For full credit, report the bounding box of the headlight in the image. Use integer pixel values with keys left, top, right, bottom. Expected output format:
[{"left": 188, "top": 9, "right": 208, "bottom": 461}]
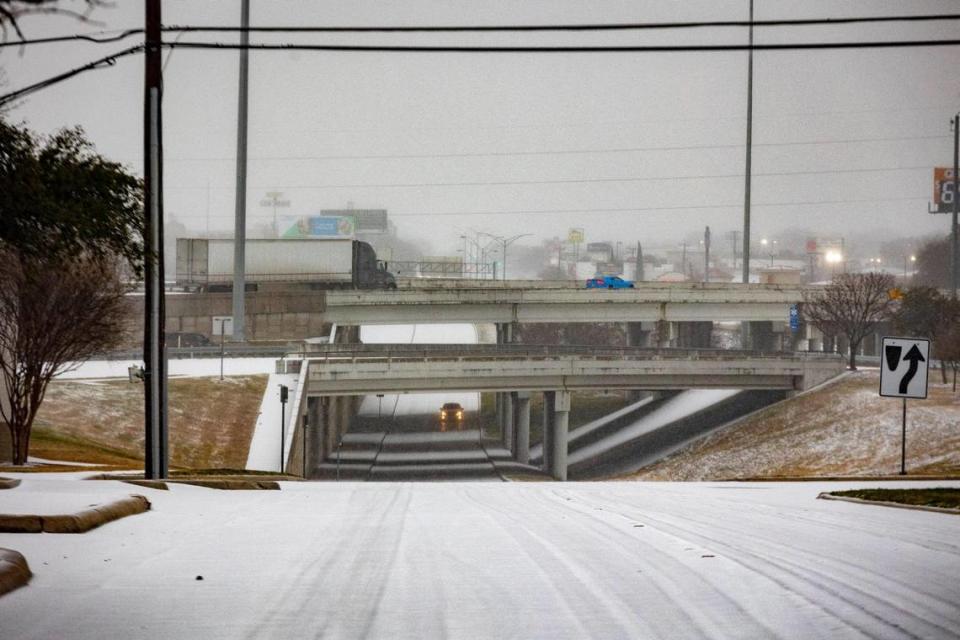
[
  {"left": 457, "top": 411, "right": 463, "bottom": 418},
  {"left": 441, "top": 411, "right": 446, "bottom": 418}
]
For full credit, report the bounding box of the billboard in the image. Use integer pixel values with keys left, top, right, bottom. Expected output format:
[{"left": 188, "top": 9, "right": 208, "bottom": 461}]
[
  {"left": 322, "top": 209, "right": 388, "bottom": 233},
  {"left": 279, "top": 215, "right": 356, "bottom": 238},
  {"left": 568, "top": 228, "right": 584, "bottom": 244},
  {"left": 933, "top": 167, "right": 957, "bottom": 213}
]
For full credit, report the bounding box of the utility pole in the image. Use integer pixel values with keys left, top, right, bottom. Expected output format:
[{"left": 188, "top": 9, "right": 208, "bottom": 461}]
[
  {"left": 952, "top": 113, "right": 959, "bottom": 299},
  {"left": 143, "top": 0, "right": 168, "bottom": 479},
  {"left": 232, "top": 0, "right": 251, "bottom": 341},
  {"left": 681, "top": 241, "right": 688, "bottom": 280},
  {"left": 704, "top": 226, "right": 711, "bottom": 283},
  {"left": 742, "top": 0, "right": 754, "bottom": 284},
  {"left": 730, "top": 230, "right": 739, "bottom": 271}
]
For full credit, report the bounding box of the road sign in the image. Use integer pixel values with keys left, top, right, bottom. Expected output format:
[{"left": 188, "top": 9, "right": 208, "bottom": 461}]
[
  {"left": 932, "top": 167, "right": 956, "bottom": 214},
  {"left": 789, "top": 305, "right": 800, "bottom": 332},
  {"left": 879, "top": 337, "right": 929, "bottom": 399},
  {"left": 212, "top": 316, "right": 233, "bottom": 336}
]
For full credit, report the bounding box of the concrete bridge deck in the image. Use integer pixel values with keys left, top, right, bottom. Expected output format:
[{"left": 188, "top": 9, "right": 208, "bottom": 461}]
[
  {"left": 323, "top": 282, "right": 811, "bottom": 325},
  {"left": 302, "top": 344, "right": 843, "bottom": 395}
]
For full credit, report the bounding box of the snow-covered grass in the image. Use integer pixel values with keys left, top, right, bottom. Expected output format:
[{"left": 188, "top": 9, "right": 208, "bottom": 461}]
[
  {"left": 0, "top": 474, "right": 958, "bottom": 639},
  {"left": 634, "top": 371, "right": 960, "bottom": 480}
]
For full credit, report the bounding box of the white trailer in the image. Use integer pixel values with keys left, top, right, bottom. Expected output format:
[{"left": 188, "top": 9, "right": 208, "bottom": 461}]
[{"left": 176, "top": 238, "right": 395, "bottom": 289}]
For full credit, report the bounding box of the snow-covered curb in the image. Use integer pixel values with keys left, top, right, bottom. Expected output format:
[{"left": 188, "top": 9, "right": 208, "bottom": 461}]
[
  {"left": 817, "top": 492, "right": 960, "bottom": 516},
  {"left": 0, "top": 548, "right": 31, "bottom": 596},
  {"left": 0, "top": 495, "right": 151, "bottom": 533}
]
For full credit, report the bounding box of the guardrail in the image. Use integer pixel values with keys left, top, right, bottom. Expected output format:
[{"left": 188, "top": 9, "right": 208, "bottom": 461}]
[
  {"left": 97, "top": 345, "right": 293, "bottom": 360},
  {"left": 303, "top": 343, "right": 842, "bottom": 362}
]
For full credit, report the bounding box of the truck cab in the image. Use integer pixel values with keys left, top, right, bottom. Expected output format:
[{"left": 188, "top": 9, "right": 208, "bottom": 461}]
[{"left": 353, "top": 241, "right": 397, "bottom": 289}]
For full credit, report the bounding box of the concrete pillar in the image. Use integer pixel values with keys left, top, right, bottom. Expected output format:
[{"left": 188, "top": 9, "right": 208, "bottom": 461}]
[
  {"left": 502, "top": 392, "right": 515, "bottom": 451},
  {"left": 324, "top": 397, "right": 338, "bottom": 459},
  {"left": 655, "top": 320, "right": 675, "bottom": 348},
  {"left": 515, "top": 392, "right": 531, "bottom": 464},
  {"left": 550, "top": 391, "right": 571, "bottom": 481},
  {"left": 625, "top": 322, "right": 649, "bottom": 348},
  {"left": 541, "top": 391, "right": 555, "bottom": 473}
]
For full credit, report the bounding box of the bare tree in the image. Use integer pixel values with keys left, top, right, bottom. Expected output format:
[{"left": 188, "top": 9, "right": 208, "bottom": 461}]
[
  {"left": 802, "top": 272, "right": 895, "bottom": 370},
  {"left": 0, "top": 251, "right": 129, "bottom": 464},
  {"left": 0, "top": 0, "right": 107, "bottom": 42}
]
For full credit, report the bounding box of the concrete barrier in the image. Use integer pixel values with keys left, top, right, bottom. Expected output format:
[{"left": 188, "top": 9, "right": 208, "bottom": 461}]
[
  {"left": 0, "top": 548, "right": 31, "bottom": 596},
  {"left": 0, "top": 495, "right": 151, "bottom": 534}
]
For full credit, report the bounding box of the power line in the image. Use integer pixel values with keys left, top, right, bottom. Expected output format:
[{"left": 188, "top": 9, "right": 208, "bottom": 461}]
[
  {"left": 163, "top": 39, "right": 960, "bottom": 54},
  {"left": 385, "top": 197, "right": 929, "bottom": 217},
  {"left": 0, "top": 45, "right": 142, "bottom": 107},
  {"left": 149, "top": 135, "right": 946, "bottom": 163},
  {"left": 6, "top": 13, "right": 960, "bottom": 47},
  {"left": 163, "top": 165, "right": 939, "bottom": 191},
  {"left": 194, "top": 197, "right": 927, "bottom": 218},
  {"left": 163, "top": 14, "right": 960, "bottom": 32}
]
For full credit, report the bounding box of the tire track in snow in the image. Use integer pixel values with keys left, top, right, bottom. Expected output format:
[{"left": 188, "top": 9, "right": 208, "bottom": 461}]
[{"left": 563, "top": 488, "right": 960, "bottom": 639}]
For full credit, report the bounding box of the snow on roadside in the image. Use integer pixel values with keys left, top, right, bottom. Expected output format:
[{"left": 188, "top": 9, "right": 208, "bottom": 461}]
[
  {"left": 56, "top": 358, "right": 278, "bottom": 380},
  {"left": 245, "top": 372, "right": 299, "bottom": 472}
]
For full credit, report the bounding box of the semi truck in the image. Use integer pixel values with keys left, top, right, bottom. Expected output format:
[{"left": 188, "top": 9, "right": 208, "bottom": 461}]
[{"left": 175, "top": 238, "right": 396, "bottom": 290}]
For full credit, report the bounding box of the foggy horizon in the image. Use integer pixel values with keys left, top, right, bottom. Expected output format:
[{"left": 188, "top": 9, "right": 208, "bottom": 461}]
[{"left": 3, "top": 1, "right": 958, "bottom": 262}]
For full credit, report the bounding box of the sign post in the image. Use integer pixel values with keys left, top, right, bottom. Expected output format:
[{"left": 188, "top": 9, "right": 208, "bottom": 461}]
[
  {"left": 212, "top": 316, "right": 233, "bottom": 381},
  {"left": 879, "top": 337, "right": 930, "bottom": 475},
  {"left": 279, "top": 384, "right": 289, "bottom": 473}
]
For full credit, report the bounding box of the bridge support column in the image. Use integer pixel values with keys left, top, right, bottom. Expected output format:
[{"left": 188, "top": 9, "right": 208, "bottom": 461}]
[
  {"left": 550, "top": 391, "right": 571, "bottom": 481},
  {"left": 495, "top": 322, "right": 516, "bottom": 449},
  {"left": 655, "top": 320, "right": 677, "bottom": 348},
  {"left": 303, "top": 397, "right": 321, "bottom": 476},
  {"left": 502, "top": 392, "right": 515, "bottom": 452},
  {"left": 515, "top": 392, "right": 531, "bottom": 464},
  {"left": 324, "top": 397, "right": 337, "bottom": 460},
  {"left": 541, "top": 391, "right": 554, "bottom": 473}
]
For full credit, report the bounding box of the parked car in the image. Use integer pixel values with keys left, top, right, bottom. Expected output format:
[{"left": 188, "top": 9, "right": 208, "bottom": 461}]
[
  {"left": 439, "top": 402, "right": 465, "bottom": 431},
  {"left": 585, "top": 275, "right": 635, "bottom": 289}
]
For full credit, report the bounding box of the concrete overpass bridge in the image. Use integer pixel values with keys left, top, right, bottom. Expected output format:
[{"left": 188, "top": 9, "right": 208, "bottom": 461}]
[
  {"left": 156, "top": 282, "right": 815, "bottom": 349},
  {"left": 322, "top": 282, "right": 808, "bottom": 325},
  {"left": 287, "top": 344, "right": 843, "bottom": 481}
]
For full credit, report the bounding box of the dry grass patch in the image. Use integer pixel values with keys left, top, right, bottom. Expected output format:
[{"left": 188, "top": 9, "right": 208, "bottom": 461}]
[
  {"left": 633, "top": 371, "right": 960, "bottom": 480},
  {"left": 28, "top": 375, "right": 267, "bottom": 470}
]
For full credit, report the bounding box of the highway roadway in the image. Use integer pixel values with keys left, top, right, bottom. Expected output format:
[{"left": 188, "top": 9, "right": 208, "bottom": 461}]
[{"left": 2, "top": 477, "right": 958, "bottom": 639}]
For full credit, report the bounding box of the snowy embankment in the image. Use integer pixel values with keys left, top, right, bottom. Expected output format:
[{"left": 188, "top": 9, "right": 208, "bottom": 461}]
[
  {"left": 636, "top": 370, "right": 960, "bottom": 480},
  {"left": 1, "top": 475, "right": 959, "bottom": 638},
  {"left": 571, "top": 389, "right": 740, "bottom": 466}
]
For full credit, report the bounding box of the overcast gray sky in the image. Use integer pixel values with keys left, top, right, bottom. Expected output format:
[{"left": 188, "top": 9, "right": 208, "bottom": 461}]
[{"left": 2, "top": 0, "right": 959, "bottom": 257}]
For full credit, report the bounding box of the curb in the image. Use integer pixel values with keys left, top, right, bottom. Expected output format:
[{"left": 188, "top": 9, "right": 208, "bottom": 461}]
[
  {"left": 817, "top": 492, "right": 960, "bottom": 515},
  {"left": 0, "top": 495, "right": 152, "bottom": 534},
  {"left": 0, "top": 477, "right": 20, "bottom": 490},
  {"left": 0, "top": 548, "right": 32, "bottom": 596},
  {"left": 174, "top": 479, "right": 280, "bottom": 490}
]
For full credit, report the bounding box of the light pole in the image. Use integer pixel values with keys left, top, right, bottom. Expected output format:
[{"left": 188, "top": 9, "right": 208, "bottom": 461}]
[
  {"left": 219, "top": 318, "right": 227, "bottom": 381},
  {"left": 259, "top": 191, "right": 290, "bottom": 237},
  {"left": 500, "top": 233, "right": 533, "bottom": 280},
  {"left": 903, "top": 254, "right": 916, "bottom": 279}
]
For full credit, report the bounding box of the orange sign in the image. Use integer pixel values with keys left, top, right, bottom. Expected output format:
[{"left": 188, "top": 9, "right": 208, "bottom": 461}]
[{"left": 934, "top": 167, "right": 956, "bottom": 212}]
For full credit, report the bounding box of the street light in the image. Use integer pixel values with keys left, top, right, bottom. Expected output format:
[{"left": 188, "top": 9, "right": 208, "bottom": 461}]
[{"left": 479, "top": 232, "right": 533, "bottom": 280}]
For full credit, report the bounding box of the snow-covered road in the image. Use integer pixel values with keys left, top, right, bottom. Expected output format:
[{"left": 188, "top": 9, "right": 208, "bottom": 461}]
[{"left": 2, "top": 478, "right": 959, "bottom": 639}]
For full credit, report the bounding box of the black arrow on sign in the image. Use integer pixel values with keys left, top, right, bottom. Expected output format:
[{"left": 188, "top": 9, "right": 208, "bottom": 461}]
[{"left": 899, "top": 345, "right": 926, "bottom": 394}]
